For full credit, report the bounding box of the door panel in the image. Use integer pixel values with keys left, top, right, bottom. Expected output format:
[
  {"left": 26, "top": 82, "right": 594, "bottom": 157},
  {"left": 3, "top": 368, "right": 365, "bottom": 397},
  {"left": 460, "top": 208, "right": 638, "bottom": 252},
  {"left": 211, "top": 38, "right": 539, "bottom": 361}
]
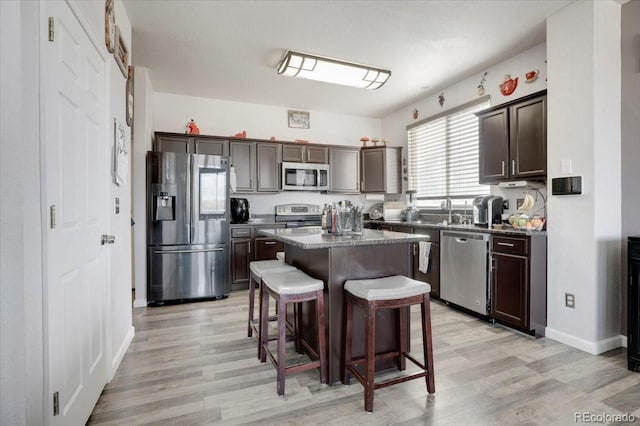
[
  {"left": 478, "top": 108, "right": 509, "bottom": 183},
  {"left": 45, "top": 2, "right": 107, "bottom": 424},
  {"left": 191, "top": 154, "right": 228, "bottom": 244}
]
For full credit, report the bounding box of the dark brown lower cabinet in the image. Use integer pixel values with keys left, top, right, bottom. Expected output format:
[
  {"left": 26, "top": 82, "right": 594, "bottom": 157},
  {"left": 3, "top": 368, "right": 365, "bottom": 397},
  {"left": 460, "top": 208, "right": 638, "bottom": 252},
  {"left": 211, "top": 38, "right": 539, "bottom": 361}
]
[
  {"left": 230, "top": 224, "right": 285, "bottom": 291},
  {"left": 412, "top": 230, "right": 440, "bottom": 299},
  {"left": 491, "top": 235, "right": 546, "bottom": 337},
  {"left": 628, "top": 237, "right": 640, "bottom": 371},
  {"left": 254, "top": 237, "right": 284, "bottom": 262}
]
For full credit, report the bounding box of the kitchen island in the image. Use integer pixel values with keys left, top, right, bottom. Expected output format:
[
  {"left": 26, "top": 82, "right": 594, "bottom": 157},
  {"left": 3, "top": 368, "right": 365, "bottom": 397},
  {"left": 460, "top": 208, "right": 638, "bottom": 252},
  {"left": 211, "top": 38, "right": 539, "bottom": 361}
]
[{"left": 258, "top": 227, "right": 430, "bottom": 384}]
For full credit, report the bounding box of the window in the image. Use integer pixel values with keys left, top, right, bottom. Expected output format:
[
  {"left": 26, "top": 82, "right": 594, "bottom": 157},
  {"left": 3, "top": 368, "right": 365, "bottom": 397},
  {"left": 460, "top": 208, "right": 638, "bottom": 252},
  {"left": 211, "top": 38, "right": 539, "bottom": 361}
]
[{"left": 407, "top": 99, "right": 490, "bottom": 208}]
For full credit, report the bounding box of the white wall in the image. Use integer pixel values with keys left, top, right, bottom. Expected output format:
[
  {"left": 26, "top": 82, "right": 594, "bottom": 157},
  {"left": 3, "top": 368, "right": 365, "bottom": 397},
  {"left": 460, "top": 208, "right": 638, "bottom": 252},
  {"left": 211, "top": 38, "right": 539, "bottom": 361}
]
[
  {"left": 132, "top": 67, "right": 155, "bottom": 307},
  {"left": 381, "top": 42, "right": 548, "bottom": 210},
  {"left": 620, "top": 0, "right": 640, "bottom": 336},
  {"left": 546, "top": 0, "right": 622, "bottom": 353}
]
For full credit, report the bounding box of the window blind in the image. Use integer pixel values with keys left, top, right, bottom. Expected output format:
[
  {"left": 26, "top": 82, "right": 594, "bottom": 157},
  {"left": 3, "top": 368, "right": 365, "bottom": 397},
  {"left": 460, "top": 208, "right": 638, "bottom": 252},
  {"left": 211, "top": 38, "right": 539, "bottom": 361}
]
[{"left": 407, "top": 99, "right": 490, "bottom": 207}]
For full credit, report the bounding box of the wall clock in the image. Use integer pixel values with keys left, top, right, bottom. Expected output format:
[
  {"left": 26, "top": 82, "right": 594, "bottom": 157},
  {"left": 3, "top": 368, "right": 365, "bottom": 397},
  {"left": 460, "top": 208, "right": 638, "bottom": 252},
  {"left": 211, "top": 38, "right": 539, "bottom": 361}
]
[{"left": 105, "top": 0, "right": 115, "bottom": 53}]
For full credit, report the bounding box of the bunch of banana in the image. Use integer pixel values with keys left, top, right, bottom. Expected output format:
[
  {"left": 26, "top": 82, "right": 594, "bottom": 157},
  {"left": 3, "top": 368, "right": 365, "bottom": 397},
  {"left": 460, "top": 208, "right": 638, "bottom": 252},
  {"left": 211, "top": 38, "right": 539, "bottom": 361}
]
[{"left": 518, "top": 193, "right": 535, "bottom": 211}]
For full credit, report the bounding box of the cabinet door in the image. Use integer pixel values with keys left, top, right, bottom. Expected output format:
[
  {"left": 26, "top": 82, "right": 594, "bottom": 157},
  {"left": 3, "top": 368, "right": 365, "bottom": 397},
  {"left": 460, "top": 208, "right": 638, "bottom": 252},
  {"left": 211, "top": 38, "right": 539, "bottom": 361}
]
[
  {"left": 361, "top": 148, "right": 386, "bottom": 193},
  {"left": 282, "top": 145, "right": 304, "bottom": 162},
  {"left": 256, "top": 143, "right": 280, "bottom": 192},
  {"left": 231, "top": 239, "right": 250, "bottom": 291},
  {"left": 329, "top": 148, "right": 360, "bottom": 193},
  {"left": 254, "top": 237, "right": 284, "bottom": 261},
  {"left": 230, "top": 142, "right": 256, "bottom": 192},
  {"left": 510, "top": 95, "right": 546, "bottom": 179},
  {"left": 194, "top": 137, "right": 229, "bottom": 156},
  {"left": 154, "top": 134, "right": 191, "bottom": 153},
  {"left": 478, "top": 108, "right": 509, "bottom": 184},
  {"left": 306, "top": 146, "right": 328, "bottom": 164},
  {"left": 414, "top": 242, "right": 440, "bottom": 299},
  {"left": 629, "top": 240, "right": 640, "bottom": 370},
  {"left": 492, "top": 253, "right": 528, "bottom": 329}
]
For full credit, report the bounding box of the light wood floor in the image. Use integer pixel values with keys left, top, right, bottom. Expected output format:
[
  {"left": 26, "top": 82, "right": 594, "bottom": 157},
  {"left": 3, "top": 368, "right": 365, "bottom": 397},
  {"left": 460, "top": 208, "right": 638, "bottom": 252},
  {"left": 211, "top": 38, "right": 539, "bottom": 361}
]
[{"left": 89, "top": 291, "right": 640, "bottom": 425}]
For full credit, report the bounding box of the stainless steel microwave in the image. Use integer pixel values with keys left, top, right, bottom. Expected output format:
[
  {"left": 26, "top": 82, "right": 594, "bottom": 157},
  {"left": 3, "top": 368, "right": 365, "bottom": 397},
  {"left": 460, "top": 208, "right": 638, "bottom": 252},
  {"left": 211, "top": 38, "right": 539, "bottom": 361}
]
[{"left": 281, "top": 162, "right": 330, "bottom": 191}]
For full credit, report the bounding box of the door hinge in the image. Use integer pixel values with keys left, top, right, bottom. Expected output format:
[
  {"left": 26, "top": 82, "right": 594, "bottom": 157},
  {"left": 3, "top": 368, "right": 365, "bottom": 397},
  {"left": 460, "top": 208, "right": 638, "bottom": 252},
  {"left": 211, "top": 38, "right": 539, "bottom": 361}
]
[
  {"left": 53, "top": 391, "right": 59, "bottom": 416},
  {"left": 48, "top": 17, "right": 54, "bottom": 42},
  {"left": 50, "top": 205, "right": 56, "bottom": 229}
]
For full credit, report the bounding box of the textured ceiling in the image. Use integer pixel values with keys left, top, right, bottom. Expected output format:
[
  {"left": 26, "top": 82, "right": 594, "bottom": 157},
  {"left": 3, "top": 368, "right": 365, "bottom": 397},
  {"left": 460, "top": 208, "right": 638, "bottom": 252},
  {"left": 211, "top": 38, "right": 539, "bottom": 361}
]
[{"left": 123, "top": 0, "right": 572, "bottom": 118}]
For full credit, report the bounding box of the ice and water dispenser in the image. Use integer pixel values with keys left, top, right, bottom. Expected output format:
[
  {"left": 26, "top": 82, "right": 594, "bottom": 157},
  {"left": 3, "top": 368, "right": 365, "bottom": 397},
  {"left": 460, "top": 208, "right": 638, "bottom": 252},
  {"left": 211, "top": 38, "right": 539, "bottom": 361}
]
[{"left": 152, "top": 184, "right": 176, "bottom": 221}]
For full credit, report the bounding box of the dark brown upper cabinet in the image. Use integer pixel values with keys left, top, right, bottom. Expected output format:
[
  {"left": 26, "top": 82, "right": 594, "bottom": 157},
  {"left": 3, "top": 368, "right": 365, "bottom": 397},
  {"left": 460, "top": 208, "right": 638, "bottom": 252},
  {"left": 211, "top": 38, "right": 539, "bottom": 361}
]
[
  {"left": 154, "top": 132, "right": 229, "bottom": 156},
  {"left": 282, "top": 144, "right": 328, "bottom": 164},
  {"left": 477, "top": 91, "right": 546, "bottom": 184},
  {"left": 360, "top": 146, "right": 402, "bottom": 194}
]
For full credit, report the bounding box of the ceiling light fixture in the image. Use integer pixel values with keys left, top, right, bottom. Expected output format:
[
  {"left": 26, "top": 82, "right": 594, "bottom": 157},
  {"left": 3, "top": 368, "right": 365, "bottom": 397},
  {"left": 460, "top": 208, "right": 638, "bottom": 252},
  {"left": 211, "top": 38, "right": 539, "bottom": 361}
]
[{"left": 277, "top": 50, "right": 391, "bottom": 90}]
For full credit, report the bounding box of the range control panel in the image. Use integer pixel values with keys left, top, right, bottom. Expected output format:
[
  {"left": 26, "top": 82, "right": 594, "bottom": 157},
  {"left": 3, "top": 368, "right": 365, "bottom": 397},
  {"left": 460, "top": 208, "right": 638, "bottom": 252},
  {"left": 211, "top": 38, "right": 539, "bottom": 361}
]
[{"left": 275, "top": 204, "right": 322, "bottom": 216}]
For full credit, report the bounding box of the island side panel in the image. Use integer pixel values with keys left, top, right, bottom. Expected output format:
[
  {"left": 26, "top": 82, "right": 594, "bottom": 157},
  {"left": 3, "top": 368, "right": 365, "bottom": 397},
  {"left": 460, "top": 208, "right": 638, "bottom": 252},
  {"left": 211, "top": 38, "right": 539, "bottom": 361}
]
[{"left": 286, "top": 242, "right": 413, "bottom": 384}]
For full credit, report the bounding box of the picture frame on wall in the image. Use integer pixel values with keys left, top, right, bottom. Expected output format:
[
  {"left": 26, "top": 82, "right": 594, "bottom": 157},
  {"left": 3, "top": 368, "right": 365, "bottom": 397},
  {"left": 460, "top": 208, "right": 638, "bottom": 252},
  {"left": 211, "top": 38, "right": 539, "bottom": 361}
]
[
  {"left": 104, "top": 0, "right": 115, "bottom": 53},
  {"left": 113, "top": 25, "right": 128, "bottom": 78},
  {"left": 288, "top": 110, "right": 310, "bottom": 129},
  {"left": 126, "top": 66, "right": 134, "bottom": 126},
  {"left": 114, "top": 118, "right": 128, "bottom": 185}
]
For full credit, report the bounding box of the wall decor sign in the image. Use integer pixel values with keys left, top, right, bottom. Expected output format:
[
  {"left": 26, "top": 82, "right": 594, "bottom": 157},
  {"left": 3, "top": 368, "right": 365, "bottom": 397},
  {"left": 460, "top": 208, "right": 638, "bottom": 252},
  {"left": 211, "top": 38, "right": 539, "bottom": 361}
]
[
  {"left": 104, "top": 0, "right": 115, "bottom": 53},
  {"left": 113, "top": 25, "right": 128, "bottom": 78},
  {"left": 126, "top": 66, "right": 134, "bottom": 126},
  {"left": 114, "top": 118, "right": 128, "bottom": 185},
  {"left": 288, "top": 110, "right": 310, "bottom": 129}
]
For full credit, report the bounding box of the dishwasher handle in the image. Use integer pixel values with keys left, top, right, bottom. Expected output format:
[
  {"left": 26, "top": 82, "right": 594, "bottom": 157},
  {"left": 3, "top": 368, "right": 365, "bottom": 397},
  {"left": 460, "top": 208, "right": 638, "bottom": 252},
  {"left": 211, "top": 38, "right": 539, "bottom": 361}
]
[{"left": 455, "top": 238, "right": 468, "bottom": 243}]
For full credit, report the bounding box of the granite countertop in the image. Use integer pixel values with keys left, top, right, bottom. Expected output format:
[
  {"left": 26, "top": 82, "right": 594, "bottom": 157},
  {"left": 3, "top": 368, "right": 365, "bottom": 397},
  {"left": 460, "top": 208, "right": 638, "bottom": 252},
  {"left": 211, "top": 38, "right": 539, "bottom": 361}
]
[
  {"left": 257, "top": 227, "right": 430, "bottom": 249},
  {"left": 367, "top": 219, "right": 547, "bottom": 237}
]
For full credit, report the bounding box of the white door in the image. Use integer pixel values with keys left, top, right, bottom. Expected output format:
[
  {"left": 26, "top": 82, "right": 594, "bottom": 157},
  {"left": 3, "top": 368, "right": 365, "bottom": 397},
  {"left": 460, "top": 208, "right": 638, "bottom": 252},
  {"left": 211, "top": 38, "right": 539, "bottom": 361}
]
[{"left": 44, "top": 2, "right": 108, "bottom": 424}]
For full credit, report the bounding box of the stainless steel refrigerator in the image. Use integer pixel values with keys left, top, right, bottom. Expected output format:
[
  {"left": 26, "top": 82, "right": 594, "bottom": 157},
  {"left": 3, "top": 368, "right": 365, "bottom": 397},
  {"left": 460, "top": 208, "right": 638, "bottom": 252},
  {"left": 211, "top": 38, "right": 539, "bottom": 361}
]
[{"left": 146, "top": 151, "right": 230, "bottom": 304}]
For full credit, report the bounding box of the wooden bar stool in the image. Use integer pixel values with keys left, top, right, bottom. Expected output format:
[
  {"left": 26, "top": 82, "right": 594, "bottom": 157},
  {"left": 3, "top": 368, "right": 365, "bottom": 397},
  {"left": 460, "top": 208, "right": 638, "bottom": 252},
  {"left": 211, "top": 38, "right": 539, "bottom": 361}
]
[
  {"left": 260, "top": 269, "right": 328, "bottom": 396},
  {"left": 343, "top": 275, "right": 435, "bottom": 413},
  {"left": 248, "top": 260, "right": 296, "bottom": 342}
]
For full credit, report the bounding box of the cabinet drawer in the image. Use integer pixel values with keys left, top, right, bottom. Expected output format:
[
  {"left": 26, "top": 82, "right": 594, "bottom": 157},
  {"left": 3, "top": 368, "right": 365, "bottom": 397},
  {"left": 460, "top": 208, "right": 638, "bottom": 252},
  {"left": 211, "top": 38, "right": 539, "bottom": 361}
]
[
  {"left": 231, "top": 227, "right": 251, "bottom": 238},
  {"left": 492, "top": 236, "right": 528, "bottom": 256}
]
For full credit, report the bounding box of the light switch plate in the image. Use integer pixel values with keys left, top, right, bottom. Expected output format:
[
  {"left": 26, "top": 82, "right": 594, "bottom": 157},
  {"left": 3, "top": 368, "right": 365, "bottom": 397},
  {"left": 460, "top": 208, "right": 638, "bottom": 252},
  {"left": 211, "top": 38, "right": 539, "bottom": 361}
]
[{"left": 561, "top": 159, "right": 573, "bottom": 175}]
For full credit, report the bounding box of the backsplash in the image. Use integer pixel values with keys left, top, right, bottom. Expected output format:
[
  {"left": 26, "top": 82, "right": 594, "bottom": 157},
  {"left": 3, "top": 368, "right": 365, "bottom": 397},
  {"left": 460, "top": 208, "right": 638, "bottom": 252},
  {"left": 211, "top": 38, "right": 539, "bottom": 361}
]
[{"left": 492, "top": 184, "right": 547, "bottom": 218}]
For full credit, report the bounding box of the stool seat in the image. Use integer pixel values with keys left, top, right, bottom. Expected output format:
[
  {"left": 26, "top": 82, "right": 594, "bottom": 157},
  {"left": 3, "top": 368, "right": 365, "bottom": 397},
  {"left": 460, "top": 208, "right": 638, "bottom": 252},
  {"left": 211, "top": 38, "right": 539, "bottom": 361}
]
[
  {"left": 250, "top": 260, "right": 295, "bottom": 277},
  {"left": 262, "top": 270, "right": 324, "bottom": 295},
  {"left": 344, "top": 275, "right": 431, "bottom": 301}
]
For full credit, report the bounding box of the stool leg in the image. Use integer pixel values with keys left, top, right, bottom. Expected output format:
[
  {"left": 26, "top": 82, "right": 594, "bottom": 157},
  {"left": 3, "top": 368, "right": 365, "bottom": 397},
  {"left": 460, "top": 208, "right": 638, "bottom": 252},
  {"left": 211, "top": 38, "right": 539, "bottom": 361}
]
[
  {"left": 421, "top": 293, "right": 435, "bottom": 394},
  {"left": 294, "top": 303, "right": 303, "bottom": 354},
  {"left": 397, "top": 306, "right": 407, "bottom": 371},
  {"left": 343, "top": 294, "right": 353, "bottom": 385},
  {"left": 248, "top": 274, "right": 256, "bottom": 337},
  {"left": 277, "top": 296, "right": 287, "bottom": 396},
  {"left": 257, "top": 278, "right": 264, "bottom": 359},
  {"left": 259, "top": 284, "right": 269, "bottom": 364},
  {"left": 315, "top": 289, "right": 328, "bottom": 384},
  {"left": 364, "top": 301, "right": 376, "bottom": 413}
]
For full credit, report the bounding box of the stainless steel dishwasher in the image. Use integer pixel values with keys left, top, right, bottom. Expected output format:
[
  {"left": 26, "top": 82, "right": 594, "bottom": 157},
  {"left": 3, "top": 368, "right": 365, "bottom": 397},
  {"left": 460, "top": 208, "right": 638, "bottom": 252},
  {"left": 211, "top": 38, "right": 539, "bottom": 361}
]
[{"left": 440, "top": 230, "right": 490, "bottom": 316}]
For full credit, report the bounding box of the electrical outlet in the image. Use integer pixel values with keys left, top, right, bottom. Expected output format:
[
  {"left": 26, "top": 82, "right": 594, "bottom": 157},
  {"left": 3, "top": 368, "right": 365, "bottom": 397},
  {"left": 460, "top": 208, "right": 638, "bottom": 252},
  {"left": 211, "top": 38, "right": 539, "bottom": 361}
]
[{"left": 565, "top": 293, "right": 575, "bottom": 308}]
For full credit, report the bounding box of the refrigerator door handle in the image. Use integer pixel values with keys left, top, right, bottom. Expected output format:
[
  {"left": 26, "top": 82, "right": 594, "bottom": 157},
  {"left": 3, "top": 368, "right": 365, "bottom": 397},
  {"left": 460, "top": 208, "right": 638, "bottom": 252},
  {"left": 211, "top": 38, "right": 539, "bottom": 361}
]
[
  {"left": 186, "top": 154, "right": 192, "bottom": 242},
  {"left": 154, "top": 248, "right": 225, "bottom": 254},
  {"left": 190, "top": 155, "right": 196, "bottom": 243}
]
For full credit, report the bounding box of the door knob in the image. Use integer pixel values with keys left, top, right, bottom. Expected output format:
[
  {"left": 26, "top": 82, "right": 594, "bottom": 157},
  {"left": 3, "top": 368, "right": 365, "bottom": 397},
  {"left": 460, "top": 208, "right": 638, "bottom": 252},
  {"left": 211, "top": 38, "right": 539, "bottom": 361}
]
[{"left": 101, "top": 234, "right": 116, "bottom": 245}]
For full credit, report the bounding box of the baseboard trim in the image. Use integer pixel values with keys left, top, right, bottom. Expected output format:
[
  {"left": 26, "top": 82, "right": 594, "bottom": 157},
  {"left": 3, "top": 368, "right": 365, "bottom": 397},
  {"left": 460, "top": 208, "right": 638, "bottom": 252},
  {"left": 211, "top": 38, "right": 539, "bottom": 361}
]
[
  {"left": 133, "top": 298, "right": 147, "bottom": 308},
  {"left": 108, "top": 325, "right": 134, "bottom": 381},
  {"left": 621, "top": 335, "right": 628, "bottom": 348},
  {"left": 545, "top": 327, "right": 624, "bottom": 355}
]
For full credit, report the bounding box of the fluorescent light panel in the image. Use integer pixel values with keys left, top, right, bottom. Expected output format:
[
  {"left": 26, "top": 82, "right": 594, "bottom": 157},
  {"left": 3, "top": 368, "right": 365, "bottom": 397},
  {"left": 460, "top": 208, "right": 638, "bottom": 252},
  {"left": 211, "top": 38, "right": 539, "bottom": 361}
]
[{"left": 277, "top": 50, "right": 390, "bottom": 90}]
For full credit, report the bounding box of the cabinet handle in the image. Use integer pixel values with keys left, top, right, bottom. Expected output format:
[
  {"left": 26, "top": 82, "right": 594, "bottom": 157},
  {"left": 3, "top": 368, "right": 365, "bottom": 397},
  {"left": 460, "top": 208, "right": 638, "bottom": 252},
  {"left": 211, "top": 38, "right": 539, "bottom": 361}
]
[
  {"left": 307, "top": 150, "right": 310, "bottom": 162},
  {"left": 501, "top": 161, "right": 506, "bottom": 176},
  {"left": 248, "top": 241, "right": 251, "bottom": 254},
  {"left": 497, "top": 242, "right": 515, "bottom": 247},
  {"left": 512, "top": 160, "right": 516, "bottom": 175},
  {"left": 413, "top": 243, "right": 417, "bottom": 256},
  {"left": 264, "top": 241, "right": 276, "bottom": 245}
]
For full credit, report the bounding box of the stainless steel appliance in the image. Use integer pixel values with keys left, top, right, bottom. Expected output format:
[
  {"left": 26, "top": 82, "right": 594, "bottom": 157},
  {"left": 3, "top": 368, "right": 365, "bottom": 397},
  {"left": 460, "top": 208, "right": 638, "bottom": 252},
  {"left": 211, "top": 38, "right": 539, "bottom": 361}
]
[
  {"left": 404, "top": 190, "right": 420, "bottom": 222},
  {"left": 275, "top": 203, "right": 322, "bottom": 228},
  {"left": 230, "top": 197, "right": 250, "bottom": 223},
  {"left": 472, "top": 195, "right": 504, "bottom": 227},
  {"left": 146, "top": 151, "right": 230, "bottom": 304},
  {"left": 281, "top": 162, "right": 330, "bottom": 191},
  {"left": 440, "top": 231, "right": 490, "bottom": 316}
]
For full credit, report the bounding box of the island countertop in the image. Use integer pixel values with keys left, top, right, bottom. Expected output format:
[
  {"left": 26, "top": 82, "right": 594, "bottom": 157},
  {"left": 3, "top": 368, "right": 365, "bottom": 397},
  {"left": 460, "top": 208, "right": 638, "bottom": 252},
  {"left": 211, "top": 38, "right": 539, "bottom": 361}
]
[{"left": 257, "top": 227, "right": 430, "bottom": 249}]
